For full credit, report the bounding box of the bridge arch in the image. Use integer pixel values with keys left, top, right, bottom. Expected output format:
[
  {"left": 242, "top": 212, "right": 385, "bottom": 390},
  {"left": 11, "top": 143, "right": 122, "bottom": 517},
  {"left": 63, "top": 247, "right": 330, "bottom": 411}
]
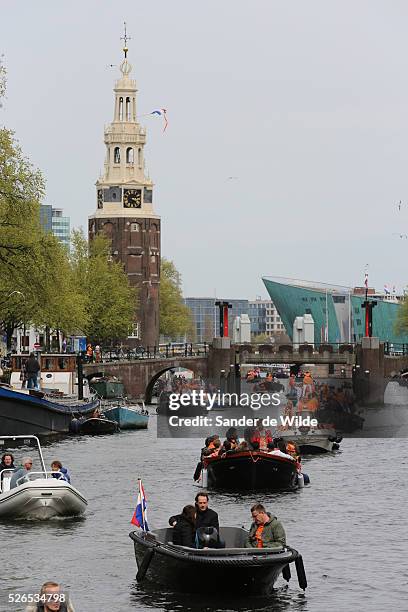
[{"left": 145, "top": 363, "right": 205, "bottom": 403}]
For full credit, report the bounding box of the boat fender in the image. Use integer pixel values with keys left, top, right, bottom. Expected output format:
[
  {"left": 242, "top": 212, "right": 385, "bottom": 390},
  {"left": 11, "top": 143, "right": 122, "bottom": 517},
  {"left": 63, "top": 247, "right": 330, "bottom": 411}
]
[
  {"left": 136, "top": 548, "right": 155, "bottom": 582},
  {"left": 201, "top": 468, "right": 208, "bottom": 488},
  {"left": 294, "top": 554, "right": 307, "bottom": 590},
  {"left": 303, "top": 473, "right": 310, "bottom": 485},
  {"left": 193, "top": 461, "right": 202, "bottom": 481},
  {"left": 282, "top": 564, "right": 291, "bottom": 582},
  {"left": 297, "top": 473, "right": 304, "bottom": 488}
]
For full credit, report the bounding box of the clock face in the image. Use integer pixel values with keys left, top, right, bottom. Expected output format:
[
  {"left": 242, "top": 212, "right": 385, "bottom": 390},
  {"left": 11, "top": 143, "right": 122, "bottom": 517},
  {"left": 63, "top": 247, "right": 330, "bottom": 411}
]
[
  {"left": 124, "top": 188, "right": 142, "bottom": 208},
  {"left": 97, "top": 189, "right": 103, "bottom": 209}
]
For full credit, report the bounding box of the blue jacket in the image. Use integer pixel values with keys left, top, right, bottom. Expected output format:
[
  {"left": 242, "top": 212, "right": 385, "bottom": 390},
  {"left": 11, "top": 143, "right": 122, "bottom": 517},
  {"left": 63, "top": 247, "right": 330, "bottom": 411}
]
[{"left": 51, "top": 466, "right": 71, "bottom": 483}]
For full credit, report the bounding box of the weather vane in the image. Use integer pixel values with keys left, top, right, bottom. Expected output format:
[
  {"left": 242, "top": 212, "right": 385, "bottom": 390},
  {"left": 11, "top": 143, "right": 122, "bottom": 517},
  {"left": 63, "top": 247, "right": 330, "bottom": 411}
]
[{"left": 121, "top": 22, "right": 131, "bottom": 58}]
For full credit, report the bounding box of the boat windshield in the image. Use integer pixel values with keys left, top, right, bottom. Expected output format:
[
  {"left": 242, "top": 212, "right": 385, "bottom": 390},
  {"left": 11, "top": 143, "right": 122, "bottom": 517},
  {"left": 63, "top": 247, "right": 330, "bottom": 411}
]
[{"left": 0, "top": 435, "right": 47, "bottom": 490}]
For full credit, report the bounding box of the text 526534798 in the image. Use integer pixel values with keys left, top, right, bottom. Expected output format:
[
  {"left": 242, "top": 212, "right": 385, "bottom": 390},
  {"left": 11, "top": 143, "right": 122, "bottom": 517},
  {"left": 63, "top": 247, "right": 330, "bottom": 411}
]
[{"left": 8, "top": 592, "right": 67, "bottom": 604}]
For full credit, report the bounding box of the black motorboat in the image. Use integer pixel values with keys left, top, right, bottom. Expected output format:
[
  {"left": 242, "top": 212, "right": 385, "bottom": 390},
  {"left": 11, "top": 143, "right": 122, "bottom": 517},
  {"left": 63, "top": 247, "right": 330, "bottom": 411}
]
[
  {"left": 69, "top": 415, "right": 119, "bottom": 435},
  {"left": 0, "top": 385, "right": 98, "bottom": 436},
  {"left": 202, "top": 450, "right": 299, "bottom": 490},
  {"left": 130, "top": 526, "right": 307, "bottom": 595}
]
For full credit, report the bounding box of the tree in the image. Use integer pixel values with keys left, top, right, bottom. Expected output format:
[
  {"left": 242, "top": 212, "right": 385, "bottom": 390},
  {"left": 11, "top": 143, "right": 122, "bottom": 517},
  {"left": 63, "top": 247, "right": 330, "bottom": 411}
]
[
  {"left": 396, "top": 296, "right": 408, "bottom": 335},
  {"left": 252, "top": 333, "right": 270, "bottom": 344},
  {"left": 71, "top": 230, "right": 137, "bottom": 344},
  {"left": 160, "top": 258, "right": 193, "bottom": 340}
]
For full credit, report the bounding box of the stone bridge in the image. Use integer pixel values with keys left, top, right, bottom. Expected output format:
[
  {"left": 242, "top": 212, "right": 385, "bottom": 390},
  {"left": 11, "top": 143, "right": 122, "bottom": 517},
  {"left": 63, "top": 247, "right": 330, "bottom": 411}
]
[
  {"left": 82, "top": 339, "right": 408, "bottom": 405},
  {"left": 83, "top": 355, "right": 209, "bottom": 402}
]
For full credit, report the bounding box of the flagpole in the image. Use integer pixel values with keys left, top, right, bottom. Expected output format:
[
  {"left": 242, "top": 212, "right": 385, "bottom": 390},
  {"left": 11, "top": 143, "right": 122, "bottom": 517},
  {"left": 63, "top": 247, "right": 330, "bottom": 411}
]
[{"left": 138, "top": 478, "right": 146, "bottom": 532}]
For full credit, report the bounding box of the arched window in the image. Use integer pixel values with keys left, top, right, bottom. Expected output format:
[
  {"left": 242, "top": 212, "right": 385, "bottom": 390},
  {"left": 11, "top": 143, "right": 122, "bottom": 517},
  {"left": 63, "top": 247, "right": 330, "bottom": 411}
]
[
  {"left": 119, "top": 97, "right": 124, "bottom": 121},
  {"left": 126, "top": 147, "right": 134, "bottom": 163},
  {"left": 126, "top": 97, "right": 131, "bottom": 121},
  {"left": 114, "top": 147, "right": 120, "bottom": 164},
  {"left": 138, "top": 148, "right": 142, "bottom": 167}
]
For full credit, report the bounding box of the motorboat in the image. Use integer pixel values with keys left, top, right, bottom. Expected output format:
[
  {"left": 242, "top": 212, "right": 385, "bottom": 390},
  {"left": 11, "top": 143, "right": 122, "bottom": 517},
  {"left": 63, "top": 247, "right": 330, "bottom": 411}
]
[
  {"left": 279, "top": 423, "right": 342, "bottom": 454},
  {"left": 1, "top": 353, "right": 99, "bottom": 436},
  {"left": 69, "top": 415, "right": 119, "bottom": 435},
  {"left": 0, "top": 385, "right": 98, "bottom": 437},
  {"left": 201, "top": 450, "right": 300, "bottom": 490},
  {"left": 103, "top": 403, "right": 149, "bottom": 430},
  {"left": 0, "top": 435, "right": 87, "bottom": 519},
  {"left": 130, "top": 526, "right": 307, "bottom": 595}
]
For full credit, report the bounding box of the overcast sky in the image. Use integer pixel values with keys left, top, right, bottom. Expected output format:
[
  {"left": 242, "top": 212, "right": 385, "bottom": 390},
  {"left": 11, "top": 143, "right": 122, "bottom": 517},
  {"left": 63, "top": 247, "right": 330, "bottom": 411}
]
[{"left": 2, "top": 1, "right": 408, "bottom": 298}]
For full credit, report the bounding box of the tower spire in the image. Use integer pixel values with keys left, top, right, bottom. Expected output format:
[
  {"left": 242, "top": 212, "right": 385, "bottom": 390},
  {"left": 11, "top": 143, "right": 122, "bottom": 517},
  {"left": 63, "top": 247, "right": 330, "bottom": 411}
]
[{"left": 121, "top": 21, "right": 131, "bottom": 59}]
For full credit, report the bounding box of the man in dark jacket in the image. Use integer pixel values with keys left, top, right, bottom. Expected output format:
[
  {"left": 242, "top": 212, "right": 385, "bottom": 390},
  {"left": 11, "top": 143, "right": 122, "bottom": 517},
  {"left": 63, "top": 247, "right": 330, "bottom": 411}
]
[
  {"left": 195, "top": 491, "right": 219, "bottom": 532},
  {"left": 246, "top": 503, "right": 286, "bottom": 549},
  {"left": 26, "top": 353, "right": 40, "bottom": 389}
]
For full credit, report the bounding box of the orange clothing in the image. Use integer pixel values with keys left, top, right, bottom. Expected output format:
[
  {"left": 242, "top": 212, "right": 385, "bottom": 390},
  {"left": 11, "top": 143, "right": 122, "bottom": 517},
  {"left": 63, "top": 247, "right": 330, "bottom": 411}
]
[{"left": 255, "top": 525, "right": 265, "bottom": 548}]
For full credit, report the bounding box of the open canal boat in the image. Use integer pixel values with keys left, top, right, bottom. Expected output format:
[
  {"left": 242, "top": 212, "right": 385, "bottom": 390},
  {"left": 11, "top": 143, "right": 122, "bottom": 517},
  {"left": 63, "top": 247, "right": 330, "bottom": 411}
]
[
  {"left": 130, "top": 526, "right": 307, "bottom": 595},
  {"left": 201, "top": 450, "right": 300, "bottom": 490}
]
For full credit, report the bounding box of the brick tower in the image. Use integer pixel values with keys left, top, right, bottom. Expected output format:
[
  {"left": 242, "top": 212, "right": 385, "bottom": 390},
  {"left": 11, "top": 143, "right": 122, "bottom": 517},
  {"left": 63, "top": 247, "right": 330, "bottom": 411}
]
[{"left": 88, "top": 33, "right": 160, "bottom": 347}]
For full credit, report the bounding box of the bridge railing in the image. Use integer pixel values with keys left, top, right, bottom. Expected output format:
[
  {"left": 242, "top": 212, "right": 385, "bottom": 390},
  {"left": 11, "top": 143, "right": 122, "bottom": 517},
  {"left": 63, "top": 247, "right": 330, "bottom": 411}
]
[
  {"left": 383, "top": 342, "right": 408, "bottom": 356},
  {"left": 235, "top": 342, "right": 358, "bottom": 354},
  {"left": 90, "top": 343, "right": 209, "bottom": 363}
]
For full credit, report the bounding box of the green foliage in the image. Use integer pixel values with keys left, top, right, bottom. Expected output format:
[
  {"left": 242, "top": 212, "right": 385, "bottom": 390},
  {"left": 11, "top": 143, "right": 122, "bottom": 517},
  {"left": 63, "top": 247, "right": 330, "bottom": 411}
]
[
  {"left": 396, "top": 295, "right": 408, "bottom": 335},
  {"left": 71, "top": 230, "right": 137, "bottom": 343},
  {"left": 252, "top": 333, "right": 271, "bottom": 344},
  {"left": 160, "top": 258, "right": 193, "bottom": 340}
]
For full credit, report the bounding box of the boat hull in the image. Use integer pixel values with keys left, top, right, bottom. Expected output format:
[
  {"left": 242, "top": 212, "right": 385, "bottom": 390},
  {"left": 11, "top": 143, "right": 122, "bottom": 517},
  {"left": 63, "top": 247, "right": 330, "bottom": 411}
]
[
  {"left": 0, "top": 479, "right": 87, "bottom": 519},
  {"left": 70, "top": 417, "right": 119, "bottom": 435},
  {"left": 0, "top": 387, "right": 98, "bottom": 437},
  {"left": 204, "top": 451, "right": 299, "bottom": 491},
  {"left": 130, "top": 527, "right": 298, "bottom": 595},
  {"left": 280, "top": 428, "right": 338, "bottom": 454},
  {"left": 103, "top": 406, "right": 148, "bottom": 429}
]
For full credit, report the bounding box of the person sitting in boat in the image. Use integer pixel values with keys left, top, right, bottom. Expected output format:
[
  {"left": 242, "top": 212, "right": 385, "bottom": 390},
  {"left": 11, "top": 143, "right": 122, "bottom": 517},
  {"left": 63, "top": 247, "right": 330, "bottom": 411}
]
[
  {"left": 10, "top": 456, "right": 33, "bottom": 489},
  {"left": 256, "top": 423, "right": 273, "bottom": 451},
  {"left": 195, "top": 491, "right": 220, "bottom": 533},
  {"left": 268, "top": 439, "right": 296, "bottom": 461},
  {"left": 50, "top": 460, "right": 71, "bottom": 483},
  {"left": 245, "top": 503, "right": 286, "bottom": 549},
  {"left": 171, "top": 505, "right": 197, "bottom": 547},
  {"left": 0, "top": 452, "right": 15, "bottom": 474},
  {"left": 221, "top": 427, "right": 240, "bottom": 452}
]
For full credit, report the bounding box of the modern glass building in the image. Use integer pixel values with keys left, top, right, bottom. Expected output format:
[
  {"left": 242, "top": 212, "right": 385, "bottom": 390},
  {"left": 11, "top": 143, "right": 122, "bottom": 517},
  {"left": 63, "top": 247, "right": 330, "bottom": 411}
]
[
  {"left": 40, "top": 205, "right": 71, "bottom": 249},
  {"left": 263, "top": 276, "right": 408, "bottom": 344},
  {"left": 184, "top": 298, "right": 249, "bottom": 343},
  {"left": 40, "top": 205, "right": 52, "bottom": 232}
]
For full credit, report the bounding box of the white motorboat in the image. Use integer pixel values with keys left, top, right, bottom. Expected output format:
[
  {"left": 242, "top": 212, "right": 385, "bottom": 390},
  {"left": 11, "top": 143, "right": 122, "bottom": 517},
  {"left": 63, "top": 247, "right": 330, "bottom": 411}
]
[{"left": 0, "top": 435, "right": 87, "bottom": 519}]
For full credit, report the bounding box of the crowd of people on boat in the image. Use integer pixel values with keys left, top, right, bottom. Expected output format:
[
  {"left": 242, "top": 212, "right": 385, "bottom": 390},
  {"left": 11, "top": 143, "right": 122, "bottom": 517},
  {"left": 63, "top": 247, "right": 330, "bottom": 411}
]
[
  {"left": 0, "top": 453, "right": 71, "bottom": 491},
  {"left": 168, "top": 492, "right": 286, "bottom": 550},
  {"left": 200, "top": 427, "right": 300, "bottom": 460}
]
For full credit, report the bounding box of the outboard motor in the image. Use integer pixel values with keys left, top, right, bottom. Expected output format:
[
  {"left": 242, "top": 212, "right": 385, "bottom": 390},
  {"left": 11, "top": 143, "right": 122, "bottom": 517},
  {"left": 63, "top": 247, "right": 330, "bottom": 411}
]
[{"left": 196, "top": 526, "right": 219, "bottom": 549}]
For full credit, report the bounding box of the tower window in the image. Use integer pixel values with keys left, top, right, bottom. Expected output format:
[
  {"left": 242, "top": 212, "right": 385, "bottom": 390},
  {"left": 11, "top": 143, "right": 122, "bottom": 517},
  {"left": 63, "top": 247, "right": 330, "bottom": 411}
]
[
  {"left": 126, "top": 97, "right": 131, "bottom": 121},
  {"left": 138, "top": 148, "right": 142, "bottom": 167},
  {"left": 126, "top": 147, "right": 134, "bottom": 163},
  {"left": 114, "top": 147, "right": 120, "bottom": 164},
  {"left": 119, "top": 97, "right": 124, "bottom": 121},
  {"left": 130, "top": 222, "right": 140, "bottom": 232}
]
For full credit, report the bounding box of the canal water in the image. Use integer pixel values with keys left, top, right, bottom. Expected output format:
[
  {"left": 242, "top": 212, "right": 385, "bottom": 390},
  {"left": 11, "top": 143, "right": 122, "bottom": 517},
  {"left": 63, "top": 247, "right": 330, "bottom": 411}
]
[{"left": 1, "top": 416, "right": 407, "bottom": 611}]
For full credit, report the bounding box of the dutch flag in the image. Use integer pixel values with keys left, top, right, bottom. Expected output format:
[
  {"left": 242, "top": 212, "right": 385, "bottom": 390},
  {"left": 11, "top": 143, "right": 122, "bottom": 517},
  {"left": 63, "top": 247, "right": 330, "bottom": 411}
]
[{"left": 131, "top": 479, "right": 149, "bottom": 531}]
